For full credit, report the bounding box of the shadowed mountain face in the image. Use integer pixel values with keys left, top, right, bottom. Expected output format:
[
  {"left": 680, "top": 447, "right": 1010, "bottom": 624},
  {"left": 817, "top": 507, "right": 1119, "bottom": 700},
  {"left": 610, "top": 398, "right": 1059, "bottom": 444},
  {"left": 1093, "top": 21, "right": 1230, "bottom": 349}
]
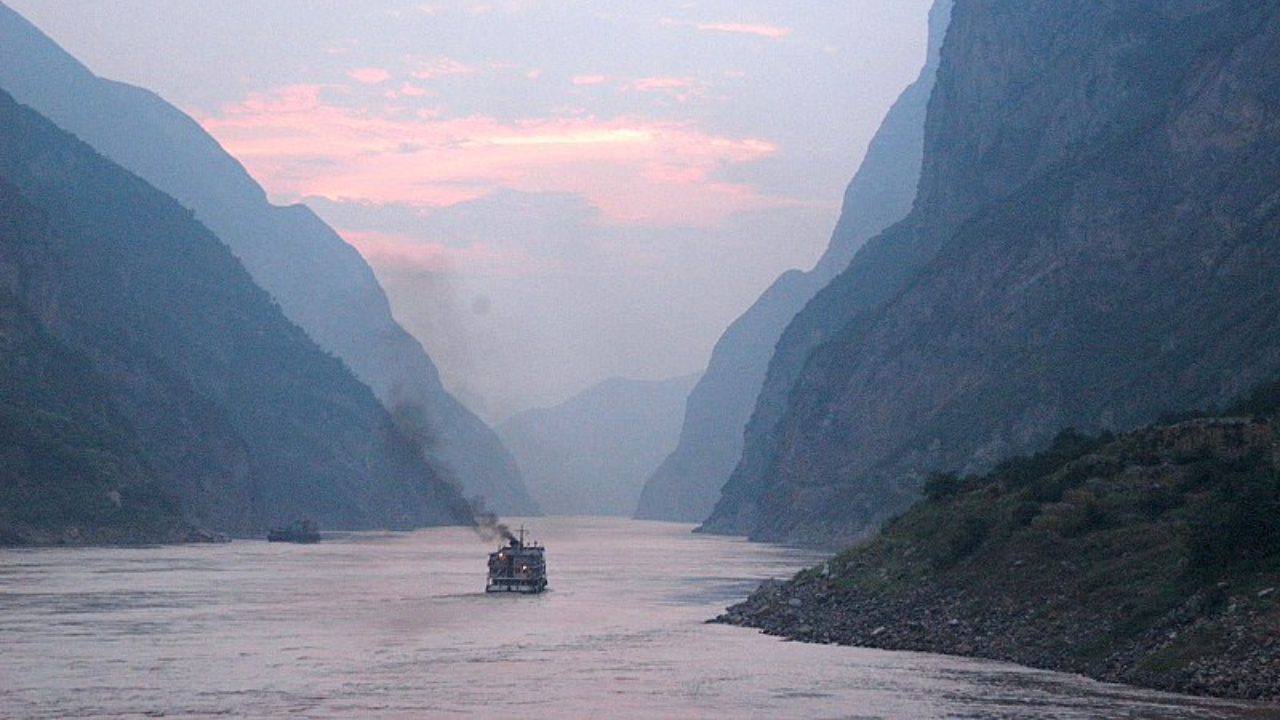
[
  {"left": 0, "top": 2, "right": 537, "bottom": 515},
  {"left": 0, "top": 89, "right": 475, "bottom": 537},
  {"left": 0, "top": 178, "right": 193, "bottom": 544},
  {"left": 704, "top": 0, "right": 1280, "bottom": 546},
  {"left": 634, "top": 1, "right": 952, "bottom": 523},
  {"left": 500, "top": 375, "right": 698, "bottom": 517}
]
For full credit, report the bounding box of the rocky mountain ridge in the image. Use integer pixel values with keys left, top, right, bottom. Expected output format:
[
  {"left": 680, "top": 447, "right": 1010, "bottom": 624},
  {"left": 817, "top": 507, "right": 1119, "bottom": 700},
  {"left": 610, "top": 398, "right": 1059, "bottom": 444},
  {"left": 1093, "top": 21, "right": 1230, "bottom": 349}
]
[
  {"left": 703, "top": 0, "right": 1280, "bottom": 545},
  {"left": 636, "top": 0, "right": 951, "bottom": 522},
  {"left": 0, "top": 88, "right": 474, "bottom": 540},
  {"left": 0, "top": 2, "right": 536, "bottom": 515}
]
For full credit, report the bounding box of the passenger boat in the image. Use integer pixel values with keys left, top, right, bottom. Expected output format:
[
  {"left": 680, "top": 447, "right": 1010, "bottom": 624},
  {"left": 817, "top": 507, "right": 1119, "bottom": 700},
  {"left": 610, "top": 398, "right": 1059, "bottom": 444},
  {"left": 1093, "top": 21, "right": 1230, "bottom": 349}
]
[
  {"left": 486, "top": 527, "right": 547, "bottom": 593},
  {"left": 266, "top": 518, "right": 320, "bottom": 543}
]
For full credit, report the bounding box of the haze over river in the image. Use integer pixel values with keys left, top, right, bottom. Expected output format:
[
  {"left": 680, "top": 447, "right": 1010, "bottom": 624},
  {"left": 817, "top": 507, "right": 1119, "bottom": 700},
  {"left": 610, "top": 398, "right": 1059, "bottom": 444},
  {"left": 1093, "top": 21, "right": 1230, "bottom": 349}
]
[{"left": 0, "top": 517, "right": 1273, "bottom": 718}]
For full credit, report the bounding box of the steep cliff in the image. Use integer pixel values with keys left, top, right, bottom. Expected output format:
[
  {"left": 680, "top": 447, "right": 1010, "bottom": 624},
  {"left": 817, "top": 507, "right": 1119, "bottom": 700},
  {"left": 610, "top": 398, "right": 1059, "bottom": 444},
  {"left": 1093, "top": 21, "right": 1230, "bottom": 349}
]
[
  {"left": 0, "top": 179, "right": 196, "bottom": 544},
  {"left": 0, "top": 89, "right": 475, "bottom": 536},
  {"left": 0, "top": 2, "right": 536, "bottom": 514},
  {"left": 501, "top": 374, "right": 697, "bottom": 516},
  {"left": 634, "top": 1, "right": 951, "bottom": 522},
  {"left": 707, "top": 0, "right": 1280, "bottom": 545}
]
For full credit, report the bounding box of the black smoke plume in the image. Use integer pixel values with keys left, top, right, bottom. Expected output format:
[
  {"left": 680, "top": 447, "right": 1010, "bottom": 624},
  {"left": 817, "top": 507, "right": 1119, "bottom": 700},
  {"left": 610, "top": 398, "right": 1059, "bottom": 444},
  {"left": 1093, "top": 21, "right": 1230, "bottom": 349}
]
[
  {"left": 390, "top": 402, "right": 440, "bottom": 456},
  {"left": 471, "top": 495, "right": 516, "bottom": 544},
  {"left": 390, "top": 401, "right": 514, "bottom": 543}
]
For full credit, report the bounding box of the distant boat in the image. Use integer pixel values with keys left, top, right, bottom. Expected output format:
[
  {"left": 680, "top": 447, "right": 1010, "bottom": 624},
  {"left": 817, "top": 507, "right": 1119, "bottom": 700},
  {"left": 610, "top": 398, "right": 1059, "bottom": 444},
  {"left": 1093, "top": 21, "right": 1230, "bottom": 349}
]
[
  {"left": 267, "top": 518, "right": 320, "bottom": 544},
  {"left": 486, "top": 527, "right": 547, "bottom": 593}
]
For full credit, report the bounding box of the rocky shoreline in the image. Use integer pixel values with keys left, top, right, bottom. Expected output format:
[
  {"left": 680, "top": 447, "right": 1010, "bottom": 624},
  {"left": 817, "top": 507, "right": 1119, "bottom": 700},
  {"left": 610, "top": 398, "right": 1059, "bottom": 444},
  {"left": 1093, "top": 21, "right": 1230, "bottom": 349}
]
[
  {"left": 715, "top": 569, "right": 1279, "bottom": 702},
  {"left": 0, "top": 522, "right": 229, "bottom": 547},
  {"left": 714, "top": 416, "right": 1280, "bottom": 703}
]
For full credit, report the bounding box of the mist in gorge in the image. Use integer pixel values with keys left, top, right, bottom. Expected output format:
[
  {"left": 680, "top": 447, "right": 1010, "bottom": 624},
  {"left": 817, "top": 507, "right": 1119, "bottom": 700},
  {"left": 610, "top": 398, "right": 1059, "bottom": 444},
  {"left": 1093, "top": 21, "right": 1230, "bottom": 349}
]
[{"left": 2, "top": 0, "right": 1279, "bottom": 714}]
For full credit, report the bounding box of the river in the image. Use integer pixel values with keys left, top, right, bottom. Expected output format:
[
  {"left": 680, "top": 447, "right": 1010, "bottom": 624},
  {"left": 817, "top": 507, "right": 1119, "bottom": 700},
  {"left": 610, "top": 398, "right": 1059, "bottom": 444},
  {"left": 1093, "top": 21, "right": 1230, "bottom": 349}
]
[{"left": 0, "top": 517, "right": 1273, "bottom": 718}]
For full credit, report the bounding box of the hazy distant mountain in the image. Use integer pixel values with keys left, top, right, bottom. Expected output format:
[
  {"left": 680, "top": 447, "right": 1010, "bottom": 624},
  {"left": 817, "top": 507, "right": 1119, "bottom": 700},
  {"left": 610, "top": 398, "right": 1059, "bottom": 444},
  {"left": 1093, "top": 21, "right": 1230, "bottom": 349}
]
[
  {"left": 634, "top": 1, "right": 951, "bottom": 522},
  {"left": 0, "top": 2, "right": 537, "bottom": 515},
  {"left": 499, "top": 375, "right": 698, "bottom": 516},
  {"left": 704, "top": 0, "right": 1280, "bottom": 546},
  {"left": 0, "top": 89, "right": 475, "bottom": 540}
]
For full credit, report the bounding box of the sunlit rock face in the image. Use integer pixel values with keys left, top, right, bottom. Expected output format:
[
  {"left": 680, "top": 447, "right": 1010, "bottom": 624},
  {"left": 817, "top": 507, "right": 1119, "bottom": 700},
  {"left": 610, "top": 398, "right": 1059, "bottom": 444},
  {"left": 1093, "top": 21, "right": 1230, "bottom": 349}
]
[
  {"left": 636, "top": 0, "right": 952, "bottom": 523},
  {"left": 706, "top": 0, "right": 1280, "bottom": 546},
  {"left": 0, "top": 3, "right": 537, "bottom": 515}
]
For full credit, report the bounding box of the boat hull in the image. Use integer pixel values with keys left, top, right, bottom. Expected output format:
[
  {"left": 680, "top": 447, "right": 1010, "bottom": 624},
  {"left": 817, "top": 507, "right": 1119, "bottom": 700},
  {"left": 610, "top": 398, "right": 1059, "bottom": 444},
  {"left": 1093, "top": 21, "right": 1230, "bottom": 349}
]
[
  {"left": 485, "top": 580, "right": 547, "bottom": 594},
  {"left": 267, "top": 532, "right": 320, "bottom": 543}
]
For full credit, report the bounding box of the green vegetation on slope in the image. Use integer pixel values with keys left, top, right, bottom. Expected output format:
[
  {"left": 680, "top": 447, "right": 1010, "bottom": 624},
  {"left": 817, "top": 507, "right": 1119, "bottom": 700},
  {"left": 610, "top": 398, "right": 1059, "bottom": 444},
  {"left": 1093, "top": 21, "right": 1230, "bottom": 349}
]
[
  {"left": 0, "top": 176, "right": 192, "bottom": 545},
  {"left": 0, "top": 401, "right": 186, "bottom": 545},
  {"left": 719, "top": 383, "right": 1280, "bottom": 700}
]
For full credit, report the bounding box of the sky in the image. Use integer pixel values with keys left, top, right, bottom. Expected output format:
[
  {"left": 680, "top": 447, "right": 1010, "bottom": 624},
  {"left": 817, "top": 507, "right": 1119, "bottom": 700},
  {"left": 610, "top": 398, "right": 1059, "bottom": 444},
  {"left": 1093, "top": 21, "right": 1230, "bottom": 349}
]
[{"left": 10, "top": 0, "right": 932, "bottom": 421}]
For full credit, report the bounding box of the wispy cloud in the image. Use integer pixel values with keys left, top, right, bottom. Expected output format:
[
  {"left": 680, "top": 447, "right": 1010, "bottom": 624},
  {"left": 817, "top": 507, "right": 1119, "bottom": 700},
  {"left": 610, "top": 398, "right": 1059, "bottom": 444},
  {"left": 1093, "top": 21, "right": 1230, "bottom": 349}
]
[
  {"left": 631, "top": 76, "right": 693, "bottom": 91},
  {"left": 623, "top": 76, "right": 707, "bottom": 103},
  {"left": 409, "top": 57, "right": 475, "bottom": 79},
  {"left": 697, "top": 22, "right": 790, "bottom": 39},
  {"left": 349, "top": 67, "right": 392, "bottom": 84},
  {"left": 195, "top": 84, "right": 784, "bottom": 225},
  {"left": 415, "top": 0, "right": 533, "bottom": 16},
  {"left": 659, "top": 17, "right": 791, "bottom": 39}
]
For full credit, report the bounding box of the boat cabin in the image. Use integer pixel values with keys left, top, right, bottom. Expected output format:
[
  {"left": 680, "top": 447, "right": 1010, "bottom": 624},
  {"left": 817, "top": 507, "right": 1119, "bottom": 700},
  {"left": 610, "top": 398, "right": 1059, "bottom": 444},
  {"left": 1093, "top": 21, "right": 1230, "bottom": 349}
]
[{"left": 486, "top": 528, "right": 547, "bottom": 593}]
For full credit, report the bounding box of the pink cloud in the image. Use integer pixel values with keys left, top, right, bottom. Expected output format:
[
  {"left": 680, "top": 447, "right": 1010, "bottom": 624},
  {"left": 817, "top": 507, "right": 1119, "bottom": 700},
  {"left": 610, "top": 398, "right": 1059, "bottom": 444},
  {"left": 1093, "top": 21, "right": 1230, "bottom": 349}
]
[
  {"left": 659, "top": 18, "right": 791, "bottom": 39},
  {"left": 626, "top": 77, "right": 706, "bottom": 103},
  {"left": 195, "top": 84, "right": 787, "bottom": 225},
  {"left": 227, "top": 83, "right": 325, "bottom": 114},
  {"left": 697, "top": 22, "right": 790, "bottom": 38},
  {"left": 572, "top": 74, "right": 608, "bottom": 86},
  {"left": 349, "top": 67, "right": 392, "bottom": 84},
  {"left": 342, "top": 228, "right": 526, "bottom": 276},
  {"left": 384, "top": 82, "right": 430, "bottom": 100},
  {"left": 631, "top": 76, "right": 693, "bottom": 91},
  {"left": 344, "top": 229, "right": 452, "bottom": 272}
]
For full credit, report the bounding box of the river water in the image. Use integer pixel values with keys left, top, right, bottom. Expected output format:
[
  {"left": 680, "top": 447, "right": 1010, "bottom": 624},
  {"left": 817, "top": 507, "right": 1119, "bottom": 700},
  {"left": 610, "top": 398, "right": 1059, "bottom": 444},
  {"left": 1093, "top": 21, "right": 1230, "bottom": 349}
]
[{"left": 0, "top": 517, "right": 1274, "bottom": 718}]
